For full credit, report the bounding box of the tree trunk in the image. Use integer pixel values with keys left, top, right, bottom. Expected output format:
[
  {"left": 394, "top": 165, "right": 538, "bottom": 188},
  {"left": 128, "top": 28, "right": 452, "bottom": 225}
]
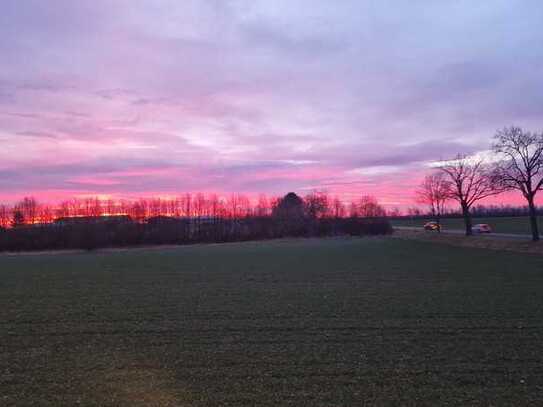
[
  {"left": 528, "top": 196, "right": 540, "bottom": 242},
  {"left": 462, "top": 203, "right": 472, "bottom": 236}
]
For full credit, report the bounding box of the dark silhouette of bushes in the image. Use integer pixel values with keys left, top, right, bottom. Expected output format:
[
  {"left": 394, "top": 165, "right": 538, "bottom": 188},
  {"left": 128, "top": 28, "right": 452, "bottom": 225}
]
[
  {"left": 0, "top": 215, "right": 392, "bottom": 252},
  {"left": 341, "top": 217, "right": 393, "bottom": 236},
  {"left": 0, "top": 192, "right": 393, "bottom": 251}
]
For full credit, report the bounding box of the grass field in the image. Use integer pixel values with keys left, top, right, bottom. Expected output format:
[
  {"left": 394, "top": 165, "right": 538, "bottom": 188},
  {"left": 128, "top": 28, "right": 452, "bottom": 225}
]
[
  {"left": 2, "top": 238, "right": 543, "bottom": 406},
  {"left": 392, "top": 216, "right": 541, "bottom": 235}
]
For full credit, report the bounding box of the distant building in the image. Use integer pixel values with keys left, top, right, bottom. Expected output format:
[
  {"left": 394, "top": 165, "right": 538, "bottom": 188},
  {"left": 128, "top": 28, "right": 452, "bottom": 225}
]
[
  {"left": 146, "top": 216, "right": 187, "bottom": 225},
  {"left": 7, "top": 222, "right": 56, "bottom": 230},
  {"left": 54, "top": 215, "right": 132, "bottom": 226}
]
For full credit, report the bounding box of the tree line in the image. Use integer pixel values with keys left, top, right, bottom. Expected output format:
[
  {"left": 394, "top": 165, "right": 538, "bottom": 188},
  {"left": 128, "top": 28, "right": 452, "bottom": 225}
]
[
  {"left": 0, "top": 192, "right": 392, "bottom": 252},
  {"left": 418, "top": 126, "right": 543, "bottom": 241},
  {"left": 0, "top": 193, "right": 387, "bottom": 229}
]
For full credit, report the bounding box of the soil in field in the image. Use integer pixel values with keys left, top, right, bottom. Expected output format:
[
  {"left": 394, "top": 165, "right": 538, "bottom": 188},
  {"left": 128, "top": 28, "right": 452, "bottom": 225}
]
[{"left": 2, "top": 238, "right": 543, "bottom": 406}]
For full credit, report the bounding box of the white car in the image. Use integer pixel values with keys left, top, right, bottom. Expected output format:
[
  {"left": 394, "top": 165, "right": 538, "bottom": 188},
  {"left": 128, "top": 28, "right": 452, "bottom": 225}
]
[{"left": 472, "top": 223, "right": 492, "bottom": 233}]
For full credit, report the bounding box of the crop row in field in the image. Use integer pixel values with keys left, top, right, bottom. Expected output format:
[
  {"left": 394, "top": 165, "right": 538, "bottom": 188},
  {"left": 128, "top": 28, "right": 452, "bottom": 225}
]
[{"left": 2, "top": 238, "right": 543, "bottom": 405}]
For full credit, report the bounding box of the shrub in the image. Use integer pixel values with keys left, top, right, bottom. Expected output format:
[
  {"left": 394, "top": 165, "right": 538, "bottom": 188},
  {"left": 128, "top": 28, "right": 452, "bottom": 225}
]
[{"left": 0, "top": 216, "right": 393, "bottom": 252}]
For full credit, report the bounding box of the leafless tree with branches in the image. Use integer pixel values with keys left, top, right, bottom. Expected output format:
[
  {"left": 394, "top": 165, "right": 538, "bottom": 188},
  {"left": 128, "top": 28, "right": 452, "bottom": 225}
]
[
  {"left": 416, "top": 172, "right": 451, "bottom": 232},
  {"left": 493, "top": 126, "right": 543, "bottom": 241},
  {"left": 439, "top": 154, "right": 502, "bottom": 236},
  {"left": 0, "top": 204, "right": 10, "bottom": 229}
]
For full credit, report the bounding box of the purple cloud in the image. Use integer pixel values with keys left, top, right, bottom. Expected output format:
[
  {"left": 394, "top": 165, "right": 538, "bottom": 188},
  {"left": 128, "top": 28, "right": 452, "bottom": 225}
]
[{"left": 1, "top": 0, "right": 543, "bottom": 207}]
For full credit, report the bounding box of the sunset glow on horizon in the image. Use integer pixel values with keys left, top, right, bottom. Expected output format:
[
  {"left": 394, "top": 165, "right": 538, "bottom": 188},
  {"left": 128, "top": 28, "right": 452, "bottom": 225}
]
[{"left": 2, "top": 1, "right": 543, "bottom": 209}]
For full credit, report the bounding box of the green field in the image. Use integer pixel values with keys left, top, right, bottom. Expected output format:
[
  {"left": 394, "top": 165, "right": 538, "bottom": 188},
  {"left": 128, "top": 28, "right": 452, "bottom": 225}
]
[
  {"left": 392, "top": 216, "right": 541, "bottom": 235},
  {"left": 2, "top": 238, "right": 543, "bottom": 405}
]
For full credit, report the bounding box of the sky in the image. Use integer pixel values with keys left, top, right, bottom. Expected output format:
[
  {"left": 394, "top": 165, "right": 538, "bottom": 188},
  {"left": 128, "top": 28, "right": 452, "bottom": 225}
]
[{"left": 1, "top": 0, "right": 542, "bottom": 208}]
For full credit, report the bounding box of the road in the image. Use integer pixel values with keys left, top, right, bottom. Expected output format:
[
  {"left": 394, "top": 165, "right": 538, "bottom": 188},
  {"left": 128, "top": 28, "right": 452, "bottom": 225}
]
[{"left": 394, "top": 226, "right": 535, "bottom": 241}]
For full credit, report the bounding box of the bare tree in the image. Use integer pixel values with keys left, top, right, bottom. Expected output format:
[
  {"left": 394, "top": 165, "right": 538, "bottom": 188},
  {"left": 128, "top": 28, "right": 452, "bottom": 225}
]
[
  {"left": 88, "top": 197, "right": 103, "bottom": 217},
  {"left": 209, "top": 194, "right": 221, "bottom": 218},
  {"left": 69, "top": 198, "right": 82, "bottom": 217},
  {"left": 304, "top": 191, "right": 330, "bottom": 219},
  {"left": 0, "top": 204, "right": 10, "bottom": 229},
  {"left": 11, "top": 209, "right": 25, "bottom": 228},
  {"left": 439, "top": 154, "right": 502, "bottom": 236},
  {"left": 332, "top": 196, "right": 346, "bottom": 218},
  {"left": 406, "top": 207, "right": 422, "bottom": 217},
  {"left": 357, "top": 195, "right": 386, "bottom": 218},
  {"left": 388, "top": 207, "right": 401, "bottom": 217},
  {"left": 40, "top": 205, "right": 54, "bottom": 224},
  {"left": 493, "top": 126, "right": 543, "bottom": 241},
  {"left": 130, "top": 200, "right": 147, "bottom": 222},
  {"left": 182, "top": 193, "right": 192, "bottom": 217},
  {"left": 416, "top": 173, "right": 451, "bottom": 232},
  {"left": 255, "top": 194, "right": 270, "bottom": 217},
  {"left": 19, "top": 197, "right": 38, "bottom": 224},
  {"left": 228, "top": 194, "right": 242, "bottom": 219},
  {"left": 57, "top": 200, "right": 71, "bottom": 218}
]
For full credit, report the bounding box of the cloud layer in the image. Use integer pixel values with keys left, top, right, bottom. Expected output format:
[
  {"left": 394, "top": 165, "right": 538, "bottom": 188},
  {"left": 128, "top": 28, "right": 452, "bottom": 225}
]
[{"left": 1, "top": 0, "right": 542, "bottom": 207}]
